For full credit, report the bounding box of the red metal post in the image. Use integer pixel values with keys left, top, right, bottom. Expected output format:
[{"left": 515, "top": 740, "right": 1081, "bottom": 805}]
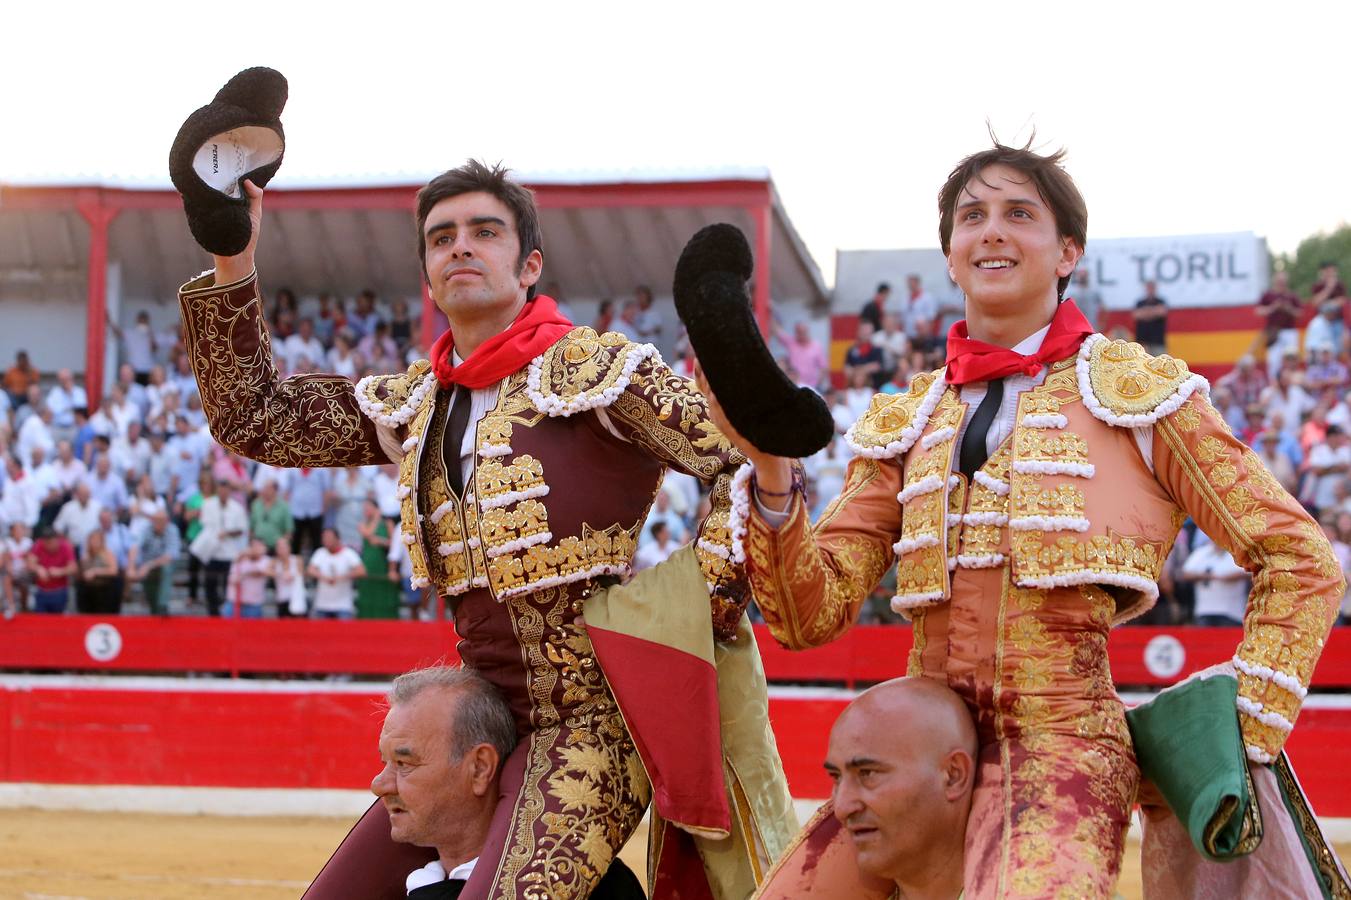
[
  {"left": 751, "top": 199, "right": 773, "bottom": 335},
  {"left": 75, "top": 192, "right": 117, "bottom": 413}
]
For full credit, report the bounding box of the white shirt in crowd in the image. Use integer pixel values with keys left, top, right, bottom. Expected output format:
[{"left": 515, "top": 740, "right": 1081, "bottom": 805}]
[
  {"left": 190, "top": 495, "right": 249, "bottom": 562},
  {"left": 17, "top": 416, "right": 55, "bottom": 463},
  {"left": 46, "top": 383, "right": 88, "bottom": 428},
  {"left": 4, "top": 535, "right": 33, "bottom": 577},
  {"left": 86, "top": 470, "right": 129, "bottom": 512},
  {"left": 50, "top": 457, "right": 88, "bottom": 494},
  {"left": 308, "top": 545, "right": 363, "bottom": 613},
  {"left": 1181, "top": 536, "right": 1249, "bottom": 624},
  {"left": 53, "top": 498, "right": 103, "bottom": 548},
  {"left": 904, "top": 290, "right": 939, "bottom": 335},
  {"left": 634, "top": 536, "right": 680, "bottom": 571},
  {"left": 120, "top": 321, "right": 157, "bottom": 373},
  {"left": 0, "top": 477, "right": 40, "bottom": 528},
  {"left": 1308, "top": 442, "right": 1351, "bottom": 510},
  {"left": 282, "top": 334, "right": 327, "bottom": 373}
]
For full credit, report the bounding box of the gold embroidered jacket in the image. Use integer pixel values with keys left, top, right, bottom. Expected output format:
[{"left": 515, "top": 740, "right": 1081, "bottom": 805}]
[
  {"left": 740, "top": 335, "right": 1343, "bottom": 763},
  {"left": 179, "top": 270, "right": 748, "bottom": 639}
]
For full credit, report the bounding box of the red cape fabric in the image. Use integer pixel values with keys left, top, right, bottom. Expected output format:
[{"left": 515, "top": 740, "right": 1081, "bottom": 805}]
[
  {"left": 584, "top": 625, "right": 731, "bottom": 833},
  {"left": 429, "top": 295, "right": 573, "bottom": 389},
  {"left": 944, "top": 299, "right": 1093, "bottom": 386}
]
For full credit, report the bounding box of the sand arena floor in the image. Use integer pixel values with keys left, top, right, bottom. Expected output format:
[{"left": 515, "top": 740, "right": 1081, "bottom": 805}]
[{"left": 0, "top": 808, "right": 1347, "bottom": 899}]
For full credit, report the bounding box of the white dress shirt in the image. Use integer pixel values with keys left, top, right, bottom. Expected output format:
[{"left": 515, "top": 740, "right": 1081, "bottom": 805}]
[{"left": 407, "top": 857, "right": 477, "bottom": 894}]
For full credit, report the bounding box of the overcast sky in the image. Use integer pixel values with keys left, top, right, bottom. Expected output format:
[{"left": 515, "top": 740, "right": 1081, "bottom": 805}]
[{"left": 4, "top": 2, "right": 1347, "bottom": 283}]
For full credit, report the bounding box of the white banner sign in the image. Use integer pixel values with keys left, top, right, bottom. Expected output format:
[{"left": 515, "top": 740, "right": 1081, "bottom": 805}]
[
  {"left": 1082, "top": 232, "right": 1269, "bottom": 311},
  {"left": 835, "top": 231, "right": 1271, "bottom": 316}
]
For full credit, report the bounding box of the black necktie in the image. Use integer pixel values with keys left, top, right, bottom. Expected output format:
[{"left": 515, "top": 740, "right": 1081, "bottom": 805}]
[
  {"left": 407, "top": 879, "right": 465, "bottom": 900},
  {"left": 959, "top": 378, "right": 1004, "bottom": 479},
  {"left": 444, "top": 384, "right": 472, "bottom": 496}
]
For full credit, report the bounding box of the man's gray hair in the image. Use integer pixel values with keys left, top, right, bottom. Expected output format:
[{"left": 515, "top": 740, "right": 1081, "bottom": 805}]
[{"left": 387, "top": 665, "right": 518, "bottom": 763}]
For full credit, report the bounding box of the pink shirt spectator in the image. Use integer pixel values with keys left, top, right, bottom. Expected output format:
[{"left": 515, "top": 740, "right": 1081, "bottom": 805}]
[{"left": 227, "top": 555, "right": 271, "bottom": 608}]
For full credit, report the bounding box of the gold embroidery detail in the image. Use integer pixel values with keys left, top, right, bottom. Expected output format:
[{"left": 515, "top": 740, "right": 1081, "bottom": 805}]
[
  {"left": 493, "top": 585, "right": 648, "bottom": 899},
  {"left": 848, "top": 370, "right": 942, "bottom": 449},
  {"left": 1011, "top": 531, "right": 1165, "bottom": 581},
  {"left": 1015, "top": 430, "right": 1089, "bottom": 463},
  {"left": 1089, "top": 339, "right": 1196, "bottom": 416},
  {"left": 1020, "top": 484, "right": 1086, "bottom": 518}
]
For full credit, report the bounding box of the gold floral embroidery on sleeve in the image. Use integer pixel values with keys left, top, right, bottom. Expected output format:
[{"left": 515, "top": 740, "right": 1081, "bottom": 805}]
[{"left": 1155, "top": 393, "right": 1343, "bottom": 761}]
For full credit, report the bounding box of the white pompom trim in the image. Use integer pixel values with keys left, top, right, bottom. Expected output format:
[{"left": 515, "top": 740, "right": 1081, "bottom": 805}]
[
  {"left": 396, "top": 484, "right": 412, "bottom": 500},
  {"left": 438, "top": 541, "right": 463, "bottom": 557},
  {"left": 956, "top": 552, "right": 1007, "bottom": 569},
  {"left": 429, "top": 500, "right": 456, "bottom": 525},
  {"left": 401, "top": 434, "right": 420, "bottom": 452},
  {"left": 972, "top": 471, "right": 1010, "bottom": 496},
  {"left": 1020, "top": 413, "right": 1068, "bottom": 429},
  {"left": 697, "top": 538, "right": 730, "bottom": 561},
  {"left": 893, "top": 534, "right": 940, "bottom": 555},
  {"left": 1076, "top": 334, "right": 1210, "bottom": 428},
  {"left": 1245, "top": 745, "right": 1274, "bottom": 764},
  {"left": 485, "top": 531, "right": 551, "bottom": 558},
  {"left": 896, "top": 475, "right": 944, "bottom": 504},
  {"left": 477, "top": 443, "right": 513, "bottom": 458},
  {"left": 890, "top": 590, "right": 944, "bottom": 612},
  {"left": 1011, "top": 460, "right": 1096, "bottom": 478},
  {"left": 479, "top": 484, "right": 550, "bottom": 511},
  {"left": 495, "top": 562, "right": 632, "bottom": 600},
  {"left": 1016, "top": 569, "right": 1159, "bottom": 601},
  {"left": 725, "top": 464, "right": 753, "bottom": 566},
  {"left": 1009, "top": 515, "right": 1090, "bottom": 532},
  {"left": 356, "top": 371, "right": 437, "bottom": 428},
  {"left": 410, "top": 576, "right": 431, "bottom": 590},
  {"left": 846, "top": 369, "right": 949, "bottom": 459},
  {"left": 961, "top": 511, "right": 1009, "bottom": 527},
  {"left": 920, "top": 426, "right": 957, "bottom": 451},
  {"left": 401, "top": 532, "right": 417, "bottom": 545},
  {"left": 527, "top": 342, "right": 660, "bottom": 417},
  {"left": 1232, "top": 656, "right": 1309, "bottom": 700},
  {"left": 1236, "top": 696, "right": 1295, "bottom": 733}
]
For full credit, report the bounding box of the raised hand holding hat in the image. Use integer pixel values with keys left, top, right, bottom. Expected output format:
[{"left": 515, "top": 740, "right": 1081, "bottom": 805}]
[{"left": 168, "top": 67, "right": 287, "bottom": 257}]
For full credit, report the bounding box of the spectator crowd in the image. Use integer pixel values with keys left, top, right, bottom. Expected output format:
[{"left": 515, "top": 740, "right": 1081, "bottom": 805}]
[
  {"left": 769, "top": 268, "right": 1351, "bottom": 628},
  {"left": 6, "top": 266, "right": 1350, "bottom": 630},
  {"left": 0, "top": 284, "right": 699, "bottom": 622}
]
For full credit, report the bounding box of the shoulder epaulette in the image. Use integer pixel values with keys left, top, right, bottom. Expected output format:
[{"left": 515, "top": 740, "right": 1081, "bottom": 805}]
[
  {"left": 527, "top": 326, "right": 659, "bottom": 417},
  {"left": 844, "top": 368, "right": 949, "bottom": 459},
  {"left": 1077, "top": 334, "right": 1209, "bottom": 427},
  {"left": 354, "top": 359, "right": 435, "bottom": 428}
]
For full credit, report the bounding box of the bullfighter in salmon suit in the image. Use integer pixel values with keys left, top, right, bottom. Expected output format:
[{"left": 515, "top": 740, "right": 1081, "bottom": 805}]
[
  {"left": 692, "top": 142, "right": 1348, "bottom": 899},
  {"left": 169, "top": 69, "right": 796, "bottom": 899}
]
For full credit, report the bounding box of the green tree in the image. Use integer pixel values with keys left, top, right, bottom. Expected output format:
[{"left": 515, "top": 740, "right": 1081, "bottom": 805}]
[{"left": 1277, "top": 224, "right": 1351, "bottom": 297}]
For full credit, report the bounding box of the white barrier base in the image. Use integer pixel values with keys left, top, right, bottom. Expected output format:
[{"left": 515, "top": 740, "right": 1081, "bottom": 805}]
[{"left": 3, "top": 784, "right": 1348, "bottom": 845}]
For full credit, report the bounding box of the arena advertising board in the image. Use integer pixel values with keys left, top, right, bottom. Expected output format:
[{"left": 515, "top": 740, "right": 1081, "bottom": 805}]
[{"left": 835, "top": 231, "right": 1270, "bottom": 312}]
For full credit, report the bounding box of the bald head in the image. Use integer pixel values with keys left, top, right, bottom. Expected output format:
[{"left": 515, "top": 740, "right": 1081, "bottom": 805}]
[
  {"left": 826, "top": 677, "right": 976, "bottom": 891},
  {"left": 845, "top": 677, "right": 977, "bottom": 764}
]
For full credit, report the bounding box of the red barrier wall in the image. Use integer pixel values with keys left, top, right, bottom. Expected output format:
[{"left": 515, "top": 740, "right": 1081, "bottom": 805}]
[
  {"left": 3, "top": 681, "right": 1349, "bottom": 815},
  {"left": 6, "top": 615, "right": 1351, "bottom": 688}
]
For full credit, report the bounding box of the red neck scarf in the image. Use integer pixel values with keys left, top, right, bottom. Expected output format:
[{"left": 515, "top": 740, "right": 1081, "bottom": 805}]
[
  {"left": 945, "top": 299, "right": 1094, "bottom": 386},
  {"left": 429, "top": 296, "right": 573, "bottom": 389}
]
